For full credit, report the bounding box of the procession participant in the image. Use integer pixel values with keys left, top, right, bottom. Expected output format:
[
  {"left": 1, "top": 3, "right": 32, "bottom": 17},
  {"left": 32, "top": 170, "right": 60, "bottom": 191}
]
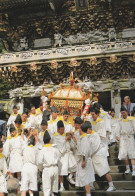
[
  {"left": 62, "top": 109, "right": 73, "bottom": 133},
  {"left": 38, "top": 130, "right": 59, "bottom": 196},
  {"left": 21, "top": 109, "right": 31, "bottom": 129},
  {"left": 75, "top": 122, "right": 95, "bottom": 196},
  {"left": 85, "top": 121, "right": 116, "bottom": 192},
  {"left": 72, "top": 117, "right": 96, "bottom": 190},
  {"left": 3, "top": 124, "right": 24, "bottom": 180},
  {"left": 39, "top": 118, "right": 48, "bottom": 146},
  {"left": 29, "top": 105, "right": 37, "bottom": 118},
  {"left": 52, "top": 120, "right": 76, "bottom": 191},
  {"left": 28, "top": 105, "right": 38, "bottom": 129},
  {"left": 7, "top": 105, "right": 20, "bottom": 127},
  {"left": 72, "top": 117, "right": 83, "bottom": 159},
  {"left": 116, "top": 106, "right": 135, "bottom": 176},
  {"left": 110, "top": 108, "right": 118, "bottom": 144},
  {"left": 36, "top": 103, "right": 43, "bottom": 116},
  {"left": 0, "top": 141, "right": 7, "bottom": 196},
  {"left": 66, "top": 117, "right": 83, "bottom": 186},
  {"left": 35, "top": 103, "right": 44, "bottom": 128},
  {"left": 39, "top": 117, "right": 52, "bottom": 147},
  {"left": 14, "top": 114, "right": 24, "bottom": 135},
  {"left": 48, "top": 107, "right": 58, "bottom": 135},
  {"left": 90, "top": 108, "right": 106, "bottom": 144},
  {"left": 21, "top": 136, "right": 38, "bottom": 196},
  {"left": 93, "top": 102, "right": 112, "bottom": 134},
  {"left": 43, "top": 110, "right": 50, "bottom": 121},
  {"left": 38, "top": 110, "right": 51, "bottom": 132}
]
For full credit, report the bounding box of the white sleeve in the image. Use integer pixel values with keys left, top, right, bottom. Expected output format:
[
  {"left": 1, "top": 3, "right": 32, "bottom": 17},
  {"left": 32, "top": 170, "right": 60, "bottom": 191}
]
[
  {"left": 7, "top": 115, "right": 12, "bottom": 126},
  {"left": 3, "top": 139, "right": 10, "bottom": 158},
  {"left": 115, "top": 121, "right": 121, "bottom": 137},
  {"left": 38, "top": 150, "right": 44, "bottom": 171},
  {"left": 3, "top": 158, "right": 7, "bottom": 176}
]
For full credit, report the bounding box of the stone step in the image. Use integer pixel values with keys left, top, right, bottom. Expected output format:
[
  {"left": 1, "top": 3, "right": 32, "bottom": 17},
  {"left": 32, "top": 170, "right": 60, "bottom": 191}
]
[
  {"left": 110, "top": 165, "right": 133, "bottom": 173},
  {"left": 38, "top": 190, "right": 135, "bottom": 196},
  {"left": 108, "top": 158, "right": 124, "bottom": 165},
  {"left": 109, "top": 152, "right": 119, "bottom": 158},
  {"left": 110, "top": 165, "right": 126, "bottom": 173},
  {"left": 67, "top": 181, "right": 135, "bottom": 191},
  {"left": 108, "top": 143, "right": 119, "bottom": 152},
  {"left": 95, "top": 173, "right": 135, "bottom": 181}
]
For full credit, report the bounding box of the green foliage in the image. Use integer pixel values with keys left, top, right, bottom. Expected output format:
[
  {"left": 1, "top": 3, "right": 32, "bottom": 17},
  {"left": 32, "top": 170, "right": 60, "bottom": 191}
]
[{"left": 0, "top": 79, "right": 12, "bottom": 99}]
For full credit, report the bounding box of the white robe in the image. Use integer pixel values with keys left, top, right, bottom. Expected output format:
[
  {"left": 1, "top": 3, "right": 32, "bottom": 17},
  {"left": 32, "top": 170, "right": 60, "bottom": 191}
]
[
  {"left": 116, "top": 116, "right": 135, "bottom": 160},
  {"left": 27, "top": 114, "right": 39, "bottom": 129},
  {"left": 87, "top": 132, "right": 110, "bottom": 177},
  {"left": 38, "top": 145, "right": 60, "bottom": 196},
  {"left": 21, "top": 145, "right": 38, "bottom": 191},
  {"left": 3, "top": 135, "right": 24, "bottom": 173},
  {"left": 91, "top": 118, "right": 108, "bottom": 157},
  {"left": 100, "top": 110, "right": 112, "bottom": 133},
  {"left": 7, "top": 112, "right": 20, "bottom": 126},
  {"left": 63, "top": 121, "right": 73, "bottom": 133},
  {"left": 91, "top": 118, "right": 107, "bottom": 144},
  {"left": 75, "top": 134, "right": 95, "bottom": 187},
  {"left": 0, "top": 154, "right": 7, "bottom": 193},
  {"left": 72, "top": 128, "right": 81, "bottom": 163},
  {"left": 110, "top": 116, "right": 118, "bottom": 143},
  {"left": 38, "top": 129, "right": 52, "bottom": 147},
  {"left": 52, "top": 133, "right": 77, "bottom": 175},
  {"left": 48, "top": 119, "right": 58, "bottom": 135},
  {"left": 22, "top": 120, "right": 31, "bottom": 129}
]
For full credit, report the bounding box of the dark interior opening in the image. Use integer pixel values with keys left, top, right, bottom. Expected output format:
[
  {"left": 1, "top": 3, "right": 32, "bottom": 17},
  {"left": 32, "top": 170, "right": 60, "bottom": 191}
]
[
  {"left": 94, "top": 91, "right": 111, "bottom": 111},
  {"left": 24, "top": 97, "right": 41, "bottom": 110}
]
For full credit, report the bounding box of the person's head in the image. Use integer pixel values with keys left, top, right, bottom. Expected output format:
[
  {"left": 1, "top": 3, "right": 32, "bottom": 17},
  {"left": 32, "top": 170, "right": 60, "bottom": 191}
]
[
  {"left": 43, "top": 130, "right": 51, "bottom": 144},
  {"left": 43, "top": 110, "right": 50, "bottom": 121},
  {"left": 110, "top": 108, "right": 115, "bottom": 117},
  {"left": 91, "top": 108, "right": 100, "bottom": 121},
  {"left": 57, "top": 120, "right": 64, "bottom": 135},
  {"left": 30, "top": 105, "right": 36, "bottom": 114},
  {"left": 124, "top": 96, "right": 130, "bottom": 104},
  {"left": 28, "top": 135, "right": 35, "bottom": 146},
  {"left": 39, "top": 103, "right": 43, "bottom": 111},
  {"left": 21, "top": 108, "right": 29, "bottom": 122},
  {"left": 7, "top": 177, "right": 19, "bottom": 196},
  {"left": 13, "top": 105, "right": 18, "bottom": 114},
  {"left": 63, "top": 109, "right": 69, "bottom": 121},
  {"left": 93, "top": 102, "right": 102, "bottom": 110},
  {"left": 51, "top": 106, "right": 58, "bottom": 120},
  {"left": 41, "top": 117, "right": 48, "bottom": 130},
  {"left": 80, "top": 121, "right": 89, "bottom": 135},
  {"left": 85, "top": 121, "right": 92, "bottom": 134},
  {"left": 14, "top": 114, "right": 22, "bottom": 128},
  {"left": 15, "top": 114, "right": 22, "bottom": 128},
  {"left": 74, "top": 117, "right": 83, "bottom": 130},
  {"left": 120, "top": 106, "right": 128, "bottom": 119},
  {"left": 0, "top": 140, "right": 3, "bottom": 153},
  {"left": 10, "top": 124, "right": 17, "bottom": 137}
]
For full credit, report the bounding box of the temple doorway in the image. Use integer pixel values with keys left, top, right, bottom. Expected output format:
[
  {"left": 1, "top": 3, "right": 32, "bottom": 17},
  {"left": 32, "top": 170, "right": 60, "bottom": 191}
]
[{"left": 95, "top": 91, "right": 111, "bottom": 111}]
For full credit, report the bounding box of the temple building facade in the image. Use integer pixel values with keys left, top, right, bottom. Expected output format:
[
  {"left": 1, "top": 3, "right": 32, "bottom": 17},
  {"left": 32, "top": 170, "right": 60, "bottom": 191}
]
[{"left": 0, "top": 0, "right": 135, "bottom": 116}]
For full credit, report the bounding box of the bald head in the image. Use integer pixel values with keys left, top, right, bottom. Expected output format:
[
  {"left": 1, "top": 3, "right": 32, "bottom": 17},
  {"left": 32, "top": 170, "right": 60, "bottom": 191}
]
[{"left": 7, "top": 178, "right": 19, "bottom": 195}]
